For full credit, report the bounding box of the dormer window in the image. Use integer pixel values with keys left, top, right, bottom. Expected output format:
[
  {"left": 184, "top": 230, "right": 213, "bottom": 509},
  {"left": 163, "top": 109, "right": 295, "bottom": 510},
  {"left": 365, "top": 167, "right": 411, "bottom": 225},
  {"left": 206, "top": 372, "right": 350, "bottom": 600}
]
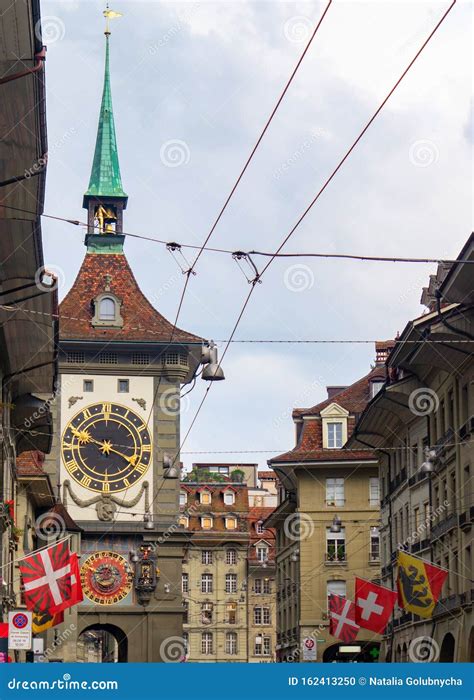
[
  {"left": 199, "top": 489, "right": 212, "bottom": 505},
  {"left": 99, "top": 296, "right": 116, "bottom": 320},
  {"left": 92, "top": 291, "right": 123, "bottom": 328},
  {"left": 320, "top": 403, "right": 349, "bottom": 449},
  {"left": 222, "top": 489, "right": 235, "bottom": 505},
  {"left": 327, "top": 422, "right": 343, "bottom": 448}
]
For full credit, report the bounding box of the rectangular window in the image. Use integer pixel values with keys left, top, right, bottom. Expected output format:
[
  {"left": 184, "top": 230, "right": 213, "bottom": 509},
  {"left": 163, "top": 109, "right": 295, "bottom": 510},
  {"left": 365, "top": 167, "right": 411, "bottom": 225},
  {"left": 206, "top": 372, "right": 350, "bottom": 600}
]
[
  {"left": 179, "top": 491, "right": 187, "bottom": 507},
  {"left": 369, "top": 477, "right": 380, "bottom": 506},
  {"left": 202, "top": 550, "right": 213, "bottom": 565},
  {"left": 254, "top": 579, "right": 262, "bottom": 594},
  {"left": 201, "top": 573, "right": 213, "bottom": 593},
  {"left": 263, "top": 578, "right": 271, "bottom": 594},
  {"left": 370, "top": 527, "right": 380, "bottom": 561},
  {"left": 255, "top": 635, "right": 271, "bottom": 656},
  {"left": 200, "top": 491, "right": 211, "bottom": 505},
  {"left": 183, "top": 601, "right": 188, "bottom": 624},
  {"left": 226, "top": 602, "right": 237, "bottom": 624},
  {"left": 118, "top": 379, "right": 129, "bottom": 393},
  {"left": 201, "top": 633, "right": 213, "bottom": 655},
  {"left": 326, "top": 527, "right": 346, "bottom": 562},
  {"left": 225, "top": 573, "right": 237, "bottom": 594},
  {"left": 223, "top": 491, "right": 235, "bottom": 505},
  {"left": 201, "top": 602, "right": 213, "bottom": 625},
  {"left": 225, "top": 632, "right": 237, "bottom": 655},
  {"left": 181, "top": 573, "right": 189, "bottom": 593},
  {"left": 256, "top": 545, "right": 268, "bottom": 562},
  {"left": 225, "top": 516, "right": 237, "bottom": 530},
  {"left": 83, "top": 379, "right": 94, "bottom": 392},
  {"left": 326, "top": 478, "right": 344, "bottom": 506},
  {"left": 226, "top": 549, "right": 237, "bottom": 565},
  {"left": 200, "top": 516, "right": 213, "bottom": 530},
  {"left": 327, "top": 580, "right": 346, "bottom": 608},
  {"left": 254, "top": 607, "right": 271, "bottom": 625},
  {"left": 256, "top": 522, "right": 264, "bottom": 534},
  {"left": 327, "top": 422, "right": 343, "bottom": 448}
]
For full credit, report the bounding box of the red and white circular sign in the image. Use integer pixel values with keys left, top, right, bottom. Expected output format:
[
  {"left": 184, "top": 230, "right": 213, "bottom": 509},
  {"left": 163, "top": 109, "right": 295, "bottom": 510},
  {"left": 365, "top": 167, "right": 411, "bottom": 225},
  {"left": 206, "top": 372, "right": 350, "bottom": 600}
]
[{"left": 12, "top": 613, "right": 29, "bottom": 629}]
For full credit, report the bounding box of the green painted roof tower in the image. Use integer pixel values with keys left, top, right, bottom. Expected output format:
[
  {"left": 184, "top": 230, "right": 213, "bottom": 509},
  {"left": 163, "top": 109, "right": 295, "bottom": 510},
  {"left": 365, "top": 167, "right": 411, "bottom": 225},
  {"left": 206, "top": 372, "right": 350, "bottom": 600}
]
[{"left": 83, "top": 31, "right": 128, "bottom": 209}]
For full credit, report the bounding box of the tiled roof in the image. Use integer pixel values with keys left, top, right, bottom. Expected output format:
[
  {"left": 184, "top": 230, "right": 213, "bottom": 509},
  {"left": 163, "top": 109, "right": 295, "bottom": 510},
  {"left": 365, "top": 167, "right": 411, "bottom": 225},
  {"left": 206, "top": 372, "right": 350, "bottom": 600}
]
[
  {"left": 293, "top": 366, "right": 386, "bottom": 417},
  {"left": 16, "top": 451, "right": 46, "bottom": 477},
  {"left": 270, "top": 446, "right": 376, "bottom": 464},
  {"left": 59, "top": 252, "right": 202, "bottom": 343},
  {"left": 40, "top": 504, "right": 82, "bottom": 533},
  {"left": 258, "top": 470, "right": 277, "bottom": 480}
]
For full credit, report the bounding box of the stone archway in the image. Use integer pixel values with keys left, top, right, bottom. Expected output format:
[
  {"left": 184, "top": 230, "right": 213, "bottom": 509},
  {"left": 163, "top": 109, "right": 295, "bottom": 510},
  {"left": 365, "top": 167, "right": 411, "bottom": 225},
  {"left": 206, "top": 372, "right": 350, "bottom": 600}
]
[
  {"left": 439, "top": 632, "right": 455, "bottom": 662},
  {"left": 78, "top": 623, "right": 128, "bottom": 663}
]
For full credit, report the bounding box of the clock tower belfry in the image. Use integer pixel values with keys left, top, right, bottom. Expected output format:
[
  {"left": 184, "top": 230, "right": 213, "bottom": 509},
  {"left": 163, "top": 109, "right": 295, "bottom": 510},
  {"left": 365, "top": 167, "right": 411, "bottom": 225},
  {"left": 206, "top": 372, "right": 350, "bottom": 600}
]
[{"left": 48, "top": 21, "right": 205, "bottom": 662}]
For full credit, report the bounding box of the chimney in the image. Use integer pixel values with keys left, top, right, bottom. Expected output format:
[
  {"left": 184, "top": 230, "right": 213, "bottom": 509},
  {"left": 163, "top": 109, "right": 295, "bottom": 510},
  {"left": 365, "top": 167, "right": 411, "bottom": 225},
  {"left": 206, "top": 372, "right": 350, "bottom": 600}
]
[
  {"left": 326, "top": 386, "right": 348, "bottom": 400},
  {"left": 375, "top": 340, "right": 396, "bottom": 366}
]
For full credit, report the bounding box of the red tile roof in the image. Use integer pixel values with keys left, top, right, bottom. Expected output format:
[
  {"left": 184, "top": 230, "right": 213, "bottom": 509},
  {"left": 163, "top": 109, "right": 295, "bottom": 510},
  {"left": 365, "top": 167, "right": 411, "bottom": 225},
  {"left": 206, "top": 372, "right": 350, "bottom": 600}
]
[
  {"left": 16, "top": 451, "right": 46, "bottom": 477},
  {"left": 258, "top": 470, "right": 277, "bottom": 480},
  {"left": 293, "top": 366, "right": 385, "bottom": 417},
  {"left": 270, "top": 367, "right": 385, "bottom": 464},
  {"left": 59, "top": 252, "right": 202, "bottom": 343}
]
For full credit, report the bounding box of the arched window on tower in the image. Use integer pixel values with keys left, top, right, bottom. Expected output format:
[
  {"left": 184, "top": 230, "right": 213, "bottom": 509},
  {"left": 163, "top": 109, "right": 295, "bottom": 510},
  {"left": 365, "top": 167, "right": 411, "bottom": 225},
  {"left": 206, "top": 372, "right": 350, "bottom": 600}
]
[{"left": 99, "top": 296, "right": 116, "bottom": 321}]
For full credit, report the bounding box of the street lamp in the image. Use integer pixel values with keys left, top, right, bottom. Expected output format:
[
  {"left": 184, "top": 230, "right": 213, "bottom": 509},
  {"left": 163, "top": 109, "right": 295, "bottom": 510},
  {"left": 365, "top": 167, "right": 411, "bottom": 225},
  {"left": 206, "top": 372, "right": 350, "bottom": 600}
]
[{"left": 201, "top": 341, "right": 225, "bottom": 381}]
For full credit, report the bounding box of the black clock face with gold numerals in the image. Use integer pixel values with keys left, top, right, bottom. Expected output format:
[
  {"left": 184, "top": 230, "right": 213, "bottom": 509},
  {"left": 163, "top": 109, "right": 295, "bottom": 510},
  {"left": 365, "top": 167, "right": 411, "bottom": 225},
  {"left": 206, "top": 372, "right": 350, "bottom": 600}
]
[{"left": 61, "top": 402, "right": 152, "bottom": 493}]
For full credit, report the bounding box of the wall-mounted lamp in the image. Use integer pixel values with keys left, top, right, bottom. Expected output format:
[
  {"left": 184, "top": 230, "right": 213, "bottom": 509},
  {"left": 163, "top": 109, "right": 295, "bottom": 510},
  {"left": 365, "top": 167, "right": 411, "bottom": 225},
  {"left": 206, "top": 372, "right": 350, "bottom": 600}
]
[
  {"left": 330, "top": 515, "right": 342, "bottom": 533},
  {"left": 201, "top": 341, "right": 225, "bottom": 381},
  {"left": 143, "top": 513, "right": 154, "bottom": 530}
]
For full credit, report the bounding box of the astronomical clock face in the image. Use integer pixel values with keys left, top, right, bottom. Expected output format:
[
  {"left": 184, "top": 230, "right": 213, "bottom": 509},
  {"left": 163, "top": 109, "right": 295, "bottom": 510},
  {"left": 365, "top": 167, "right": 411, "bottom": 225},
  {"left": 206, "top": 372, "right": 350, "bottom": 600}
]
[
  {"left": 80, "top": 551, "right": 133, "bottom": 605},
  {"left": 61, "top": 402, "right": 152, "bottom": 493}
]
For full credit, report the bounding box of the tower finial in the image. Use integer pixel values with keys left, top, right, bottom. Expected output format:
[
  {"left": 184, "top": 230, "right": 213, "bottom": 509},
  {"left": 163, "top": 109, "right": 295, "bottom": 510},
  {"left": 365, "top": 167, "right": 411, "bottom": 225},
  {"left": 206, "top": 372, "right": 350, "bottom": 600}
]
[{"left": 103, "top": 5, "right": 123, "bottom": 36}]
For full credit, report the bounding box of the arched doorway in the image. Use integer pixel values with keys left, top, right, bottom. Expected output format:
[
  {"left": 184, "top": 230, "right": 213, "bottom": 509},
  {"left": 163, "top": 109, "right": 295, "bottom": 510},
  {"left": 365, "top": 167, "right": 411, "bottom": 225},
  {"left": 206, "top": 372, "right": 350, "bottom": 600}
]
[
  {"left": 78, "top": 624, "right": 127, "bottom": 663},
  {"left": 439, "top": 632, "right": 455, "bottom": 662}
]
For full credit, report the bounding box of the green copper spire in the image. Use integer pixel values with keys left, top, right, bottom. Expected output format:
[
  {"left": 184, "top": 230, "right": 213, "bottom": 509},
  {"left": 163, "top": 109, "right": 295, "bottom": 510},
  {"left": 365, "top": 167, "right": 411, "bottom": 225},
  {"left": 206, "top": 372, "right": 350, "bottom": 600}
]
[{"left": 83, "top": 34, "right": 127, "bottom": 207}]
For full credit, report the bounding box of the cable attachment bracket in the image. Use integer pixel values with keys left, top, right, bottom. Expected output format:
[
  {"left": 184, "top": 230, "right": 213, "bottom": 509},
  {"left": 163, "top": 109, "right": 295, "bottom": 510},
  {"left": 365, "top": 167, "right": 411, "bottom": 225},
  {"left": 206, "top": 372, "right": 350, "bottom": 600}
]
[
  {"left": 232, "top": 251, "right": 262, "bottom": 285},
  {"left": 166, "top": 242, "right": 196, "bottom": 276}
]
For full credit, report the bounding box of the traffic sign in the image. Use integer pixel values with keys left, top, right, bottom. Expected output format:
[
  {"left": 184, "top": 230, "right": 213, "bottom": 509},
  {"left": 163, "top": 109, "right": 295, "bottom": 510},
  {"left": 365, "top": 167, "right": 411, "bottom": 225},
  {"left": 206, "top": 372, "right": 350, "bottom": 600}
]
[{"left": 8, "top": 611, "right": 32, "bottom": 650}]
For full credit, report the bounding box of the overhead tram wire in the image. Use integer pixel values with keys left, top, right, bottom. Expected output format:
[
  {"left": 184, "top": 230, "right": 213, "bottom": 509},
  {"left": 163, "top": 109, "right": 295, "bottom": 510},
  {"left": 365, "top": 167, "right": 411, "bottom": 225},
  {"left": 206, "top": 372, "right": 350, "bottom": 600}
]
[
  {"left": 138, "top": 2, "right": 334, "bottom": 458},
  {"left": 2, "top": 203, "right": 472, "bottom": 266},
  {"left": 160, "top": 0, "right": 458, "bottom": 498}
]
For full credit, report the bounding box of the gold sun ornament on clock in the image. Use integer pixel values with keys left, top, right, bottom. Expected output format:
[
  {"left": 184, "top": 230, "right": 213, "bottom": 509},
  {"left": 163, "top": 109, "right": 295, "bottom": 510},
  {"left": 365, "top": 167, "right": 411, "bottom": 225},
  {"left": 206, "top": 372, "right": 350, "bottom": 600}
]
[{"left": 61, "top": 402, "right": 152, "bottom": 493}]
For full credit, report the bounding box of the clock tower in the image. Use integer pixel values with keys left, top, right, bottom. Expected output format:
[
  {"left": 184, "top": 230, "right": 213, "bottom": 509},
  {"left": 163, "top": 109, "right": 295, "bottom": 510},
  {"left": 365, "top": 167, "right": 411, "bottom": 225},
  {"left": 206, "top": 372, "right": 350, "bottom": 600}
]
[{"left": 48, "top": 25, "right": 205, "bottom": 662}]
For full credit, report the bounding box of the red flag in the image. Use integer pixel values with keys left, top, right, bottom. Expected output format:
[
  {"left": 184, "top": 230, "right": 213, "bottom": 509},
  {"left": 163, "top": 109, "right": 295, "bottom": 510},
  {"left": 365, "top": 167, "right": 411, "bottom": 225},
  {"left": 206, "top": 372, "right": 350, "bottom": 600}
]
[
  {"left": 70, "top": 553, "right": 83, "bottom": 606},
  {"left": 355, "top": 577, "right": 397, "bottom": 634},
  {"left": 329, "top": 594, "right": 359, "bottom": 642},
  {"left": 19, "top": 541, "right": 74, "bottom": 614}
]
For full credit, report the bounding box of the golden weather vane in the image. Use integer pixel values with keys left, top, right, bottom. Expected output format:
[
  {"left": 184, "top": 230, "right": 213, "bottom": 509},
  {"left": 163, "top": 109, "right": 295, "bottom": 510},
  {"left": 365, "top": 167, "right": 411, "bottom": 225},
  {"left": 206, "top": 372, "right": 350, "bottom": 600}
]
[{"left": 103, "top": 4, "right": 123, "bottom": 35}]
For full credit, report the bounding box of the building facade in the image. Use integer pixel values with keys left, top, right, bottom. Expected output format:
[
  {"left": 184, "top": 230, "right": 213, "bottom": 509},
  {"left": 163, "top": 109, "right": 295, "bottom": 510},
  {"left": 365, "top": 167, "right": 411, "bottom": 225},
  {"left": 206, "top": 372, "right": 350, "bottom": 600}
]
[
  {"left": 35, "top": 25, "right": 214, "bottom": 662},
  {"left": 349, "top": 235, "right": 474, "bottom": 663},
  {"left": 0, "top": 0, "right": 58, "bottom": 640},
  {"left": 267, "top": 348, "right": 390, "bottom": 662}
]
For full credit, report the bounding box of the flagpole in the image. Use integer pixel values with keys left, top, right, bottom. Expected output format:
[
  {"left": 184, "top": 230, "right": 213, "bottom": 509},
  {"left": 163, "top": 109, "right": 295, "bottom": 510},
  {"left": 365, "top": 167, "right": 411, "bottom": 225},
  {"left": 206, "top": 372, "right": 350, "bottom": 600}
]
[{"left": 0, "top": 534, "right": 72, "bottom": 570}]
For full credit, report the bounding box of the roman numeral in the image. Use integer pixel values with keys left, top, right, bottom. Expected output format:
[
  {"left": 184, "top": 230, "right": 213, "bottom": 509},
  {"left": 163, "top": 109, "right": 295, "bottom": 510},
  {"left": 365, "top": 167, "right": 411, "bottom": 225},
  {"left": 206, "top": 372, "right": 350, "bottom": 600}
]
[
  {"left": 141, "top": 444, "right": 151, "bottom": 452},
  {"left": 80, "top": 475, "right": 92, "bottom": 487},
  {"left": 65, "top": 459, "right": 76, "bottom": 470},
  {"left": 62, "top": 443, "right": 73, "bottom": 450},
  {"left": 82, "top": 408, "right": 92, "bottom": 419},
  {"left": 137, "top": 423, "right": 147, "bottom": 433},
  {"left": 136, "top": 463, "right": 147, "bottom": 474},
  {"left": 123, "top": 478, "right": 130, "bottom": 487},
  {"left": 102, "top": 481, "right": 110, "bottom": 493}
]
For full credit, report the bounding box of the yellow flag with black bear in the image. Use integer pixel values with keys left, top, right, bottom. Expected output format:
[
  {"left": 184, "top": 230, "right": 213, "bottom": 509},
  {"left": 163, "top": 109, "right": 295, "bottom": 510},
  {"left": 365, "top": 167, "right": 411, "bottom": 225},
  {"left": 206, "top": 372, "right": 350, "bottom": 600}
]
[
  {"left": 396, "top": 551, "right": 447, "bottom": 618},
  {"left": 32, "top": 610, "right": 64, "bottom": 634}
]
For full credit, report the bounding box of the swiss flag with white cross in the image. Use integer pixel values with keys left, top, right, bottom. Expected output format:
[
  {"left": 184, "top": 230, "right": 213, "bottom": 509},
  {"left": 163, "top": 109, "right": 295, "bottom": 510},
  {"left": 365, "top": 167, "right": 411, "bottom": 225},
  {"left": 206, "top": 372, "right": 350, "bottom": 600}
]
[{"left": 355, "top": 577, "right": 397, "bottom": 634}]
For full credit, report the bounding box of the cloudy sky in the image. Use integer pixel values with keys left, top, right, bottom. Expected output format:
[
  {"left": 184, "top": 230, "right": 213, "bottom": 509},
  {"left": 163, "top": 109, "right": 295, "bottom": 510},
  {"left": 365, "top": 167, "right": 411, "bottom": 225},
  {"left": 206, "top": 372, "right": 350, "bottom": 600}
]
[{"left": 40, "top": 0, "right": 472, "bottom": 469}]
